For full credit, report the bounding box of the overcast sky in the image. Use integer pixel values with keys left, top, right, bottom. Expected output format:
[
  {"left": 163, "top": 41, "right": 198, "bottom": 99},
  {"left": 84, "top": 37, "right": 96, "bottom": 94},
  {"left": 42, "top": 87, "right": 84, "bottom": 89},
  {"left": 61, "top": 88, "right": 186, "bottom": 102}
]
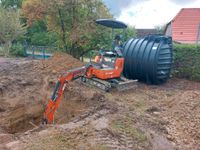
[{"left": 103, "top": 0, "right": 200, "bottom": 28}]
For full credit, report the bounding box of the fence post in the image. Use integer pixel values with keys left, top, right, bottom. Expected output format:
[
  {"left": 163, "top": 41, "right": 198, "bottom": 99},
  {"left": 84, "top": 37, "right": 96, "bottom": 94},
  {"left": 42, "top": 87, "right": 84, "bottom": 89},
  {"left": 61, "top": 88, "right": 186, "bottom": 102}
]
[
  {"left": 32, "top": 46, "right": 35, "bottom": 59},
  {"left": 42, "top": 47, "right": 45, "bottom": 59}
]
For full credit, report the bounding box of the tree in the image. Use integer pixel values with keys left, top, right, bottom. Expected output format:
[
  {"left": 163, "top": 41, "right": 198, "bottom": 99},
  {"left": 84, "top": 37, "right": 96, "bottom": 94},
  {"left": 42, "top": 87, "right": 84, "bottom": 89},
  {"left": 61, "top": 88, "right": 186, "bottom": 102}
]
[
  {"left": 22, "top": 0, "right": 46, "bottom": 26},
  {"left": 0, "top": 0, "right": 23, "bottom": 8},
  {"left": 155, "top": 24, "right": 166, "bottom": 34},
  {"left": 22, "top": 0, "right": 113, "bottom": 58},
  {"left": 0, "top": 7, "right": 26, "bottom": 55},
  {"left": 114, "top": 26, "right": 137, "bottom": 42},
  {"left": 124, "top": 26, "right": 137, "bottom": 40}
]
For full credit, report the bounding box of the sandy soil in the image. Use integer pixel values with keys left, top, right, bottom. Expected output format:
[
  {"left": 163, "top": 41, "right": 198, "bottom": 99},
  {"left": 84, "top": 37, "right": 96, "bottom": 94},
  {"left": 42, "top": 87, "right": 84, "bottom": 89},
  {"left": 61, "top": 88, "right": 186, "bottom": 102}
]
[{"left": 0, "top": 54, "right": 199, "bottom": 150}]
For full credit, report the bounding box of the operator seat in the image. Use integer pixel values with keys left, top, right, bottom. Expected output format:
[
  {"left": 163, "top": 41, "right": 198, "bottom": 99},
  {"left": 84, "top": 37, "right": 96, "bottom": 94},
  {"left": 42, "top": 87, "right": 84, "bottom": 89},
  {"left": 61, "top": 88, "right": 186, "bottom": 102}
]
[
  {"left": 101, "top": 58, "right": 115, "bottom": 69},
  {"left": 90, "top": 50, "right": 119, "bottom": 70},
  {"left": 90, "top": 59, "right": 114, "bottom": 69},
  {"left": 101, "top": 51, "right": 117, "bottom": 70},
  {"left": 89, "top": 61, "right": 102, "bottom": 69}
]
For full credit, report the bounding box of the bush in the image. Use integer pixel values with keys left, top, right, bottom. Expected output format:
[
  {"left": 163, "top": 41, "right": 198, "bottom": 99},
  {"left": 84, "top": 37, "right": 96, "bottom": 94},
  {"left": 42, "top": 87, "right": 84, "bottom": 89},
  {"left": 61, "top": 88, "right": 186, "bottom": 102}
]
[
  {"left": 30, "top": 32, "right": 58, "bottom": 46},
  {"left": 173, "top": 44, "right": 200, "bottom": 81},
  {"left": 10, "top": 43, "right": 26, "bottom": 57}
]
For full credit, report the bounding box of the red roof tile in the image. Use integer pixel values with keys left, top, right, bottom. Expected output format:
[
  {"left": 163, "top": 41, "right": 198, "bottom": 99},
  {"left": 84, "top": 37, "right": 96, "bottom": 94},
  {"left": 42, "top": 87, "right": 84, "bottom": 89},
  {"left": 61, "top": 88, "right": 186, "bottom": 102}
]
[{"left": 171, "top": 8, "right": 200, "bottom": 44}]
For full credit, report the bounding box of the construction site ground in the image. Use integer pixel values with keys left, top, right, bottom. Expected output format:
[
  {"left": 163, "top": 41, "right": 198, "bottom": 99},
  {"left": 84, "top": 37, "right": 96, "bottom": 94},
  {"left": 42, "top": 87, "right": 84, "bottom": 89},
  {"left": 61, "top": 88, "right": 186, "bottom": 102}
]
[{"left": 0, "top": 53, "right": 199, "bottom": 150}]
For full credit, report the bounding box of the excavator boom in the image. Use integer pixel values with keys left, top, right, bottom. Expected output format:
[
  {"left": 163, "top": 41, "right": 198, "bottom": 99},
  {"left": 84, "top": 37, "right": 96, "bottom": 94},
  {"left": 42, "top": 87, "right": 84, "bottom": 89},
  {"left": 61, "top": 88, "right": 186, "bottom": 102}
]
[{"left": 42, "top": 66, "right": 87, "bottom": 124}]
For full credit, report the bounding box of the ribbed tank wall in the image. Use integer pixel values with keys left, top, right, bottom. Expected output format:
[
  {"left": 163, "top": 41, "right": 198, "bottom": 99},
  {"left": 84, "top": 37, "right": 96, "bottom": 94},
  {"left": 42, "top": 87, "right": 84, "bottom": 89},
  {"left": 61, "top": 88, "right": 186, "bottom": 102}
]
[{"left": 122, "top": 35, "right": 172, "bottom": 84}]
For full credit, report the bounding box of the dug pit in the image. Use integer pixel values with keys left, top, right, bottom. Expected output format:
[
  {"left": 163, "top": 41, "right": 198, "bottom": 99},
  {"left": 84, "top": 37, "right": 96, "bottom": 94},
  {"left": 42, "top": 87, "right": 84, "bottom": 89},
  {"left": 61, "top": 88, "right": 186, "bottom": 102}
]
[
  {"left": 0, "top": 78, "right": 104, "bottom": 134},
  {"left": 0, "top": 54, "right": 100, "bottom": 134}
]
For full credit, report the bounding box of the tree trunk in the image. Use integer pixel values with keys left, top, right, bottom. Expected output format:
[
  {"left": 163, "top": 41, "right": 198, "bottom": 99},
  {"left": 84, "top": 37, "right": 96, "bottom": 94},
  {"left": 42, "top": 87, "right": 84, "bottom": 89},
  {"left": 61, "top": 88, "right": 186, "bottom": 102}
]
[
  {"left": 70, "top": 42, "right": 76, "bottom": 57},
  {"left": 58, "top": 8, "right": 68, "bottom": 52},
  {"left": 4, "top": 41, "right": 12, "bottom": 56}
]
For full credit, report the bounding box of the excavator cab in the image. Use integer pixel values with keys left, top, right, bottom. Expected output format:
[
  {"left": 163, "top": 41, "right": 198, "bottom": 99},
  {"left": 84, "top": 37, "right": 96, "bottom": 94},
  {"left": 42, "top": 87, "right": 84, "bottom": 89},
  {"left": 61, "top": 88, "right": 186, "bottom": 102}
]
[
  {"left": 90, "top": 49, "right": 124, "bottom": 80},
  {"left": 88, "top": 19, "right": 128, "bottom": 79}
]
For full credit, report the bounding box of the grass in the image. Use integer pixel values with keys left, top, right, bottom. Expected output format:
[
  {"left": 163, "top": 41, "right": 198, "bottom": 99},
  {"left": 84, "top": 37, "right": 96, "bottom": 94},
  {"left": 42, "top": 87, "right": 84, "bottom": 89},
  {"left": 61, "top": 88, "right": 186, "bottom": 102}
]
[
  {"left": 110, "top": 117, "right": 147, "bottom": 142},
  {"left": 127, "top": 98, "right": 147, "bottom": 115},
  {"left": 26, "top": 134, "right": 72, "bottom": 150},
  {"left": 25, "top": 127, "right": 108, "bottom": 150}
]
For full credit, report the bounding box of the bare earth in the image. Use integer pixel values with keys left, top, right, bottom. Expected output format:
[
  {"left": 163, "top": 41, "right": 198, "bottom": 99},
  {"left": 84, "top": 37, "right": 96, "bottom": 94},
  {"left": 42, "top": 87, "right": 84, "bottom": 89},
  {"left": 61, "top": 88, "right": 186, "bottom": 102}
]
[{"left": 0, "top": 54, "right": 199, "bottom": 150}]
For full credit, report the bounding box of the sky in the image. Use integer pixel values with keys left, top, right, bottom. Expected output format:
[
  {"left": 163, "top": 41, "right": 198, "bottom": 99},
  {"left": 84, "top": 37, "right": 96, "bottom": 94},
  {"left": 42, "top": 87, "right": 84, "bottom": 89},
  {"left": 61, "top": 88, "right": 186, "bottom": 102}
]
[{"left": 103, "top": 0, "right": 200, "bottom": 28}]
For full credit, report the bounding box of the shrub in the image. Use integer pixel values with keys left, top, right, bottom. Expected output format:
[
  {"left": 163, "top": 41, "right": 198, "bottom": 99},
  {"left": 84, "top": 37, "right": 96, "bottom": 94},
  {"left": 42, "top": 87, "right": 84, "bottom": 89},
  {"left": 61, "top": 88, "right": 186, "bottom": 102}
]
[
  {"left": 173, "top": 44, "right": 200, "bottom": 81},
  {"left": 30, "top": 32, "right": 58, "bottom": 46},
  {"left": 10, "top": 43, "right": 26, "bottom": 57}
]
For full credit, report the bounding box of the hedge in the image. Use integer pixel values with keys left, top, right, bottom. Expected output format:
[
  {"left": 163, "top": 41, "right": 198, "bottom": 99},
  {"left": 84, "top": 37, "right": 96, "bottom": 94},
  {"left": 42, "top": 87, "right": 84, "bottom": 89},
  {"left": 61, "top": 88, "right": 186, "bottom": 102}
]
[{"left": 173, "top": 43, "right": 200, "bottom": 81}]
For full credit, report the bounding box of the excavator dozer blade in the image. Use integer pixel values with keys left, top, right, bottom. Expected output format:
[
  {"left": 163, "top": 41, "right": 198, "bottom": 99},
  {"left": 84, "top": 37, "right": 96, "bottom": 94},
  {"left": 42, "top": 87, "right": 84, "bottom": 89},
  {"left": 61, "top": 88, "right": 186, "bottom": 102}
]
[
  {"left": 109, "top": 77, "right": 138, "bottom": 91},
  {"left": 115, "top": 80, "right": 138, "bottom": 91}
]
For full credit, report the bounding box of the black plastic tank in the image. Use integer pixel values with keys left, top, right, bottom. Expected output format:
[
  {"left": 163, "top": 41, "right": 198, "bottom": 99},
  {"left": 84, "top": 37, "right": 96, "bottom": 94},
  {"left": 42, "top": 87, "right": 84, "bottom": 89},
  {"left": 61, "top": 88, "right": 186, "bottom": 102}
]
[{"left": 122, "top": 35, "right": 172, "bottom": 84}]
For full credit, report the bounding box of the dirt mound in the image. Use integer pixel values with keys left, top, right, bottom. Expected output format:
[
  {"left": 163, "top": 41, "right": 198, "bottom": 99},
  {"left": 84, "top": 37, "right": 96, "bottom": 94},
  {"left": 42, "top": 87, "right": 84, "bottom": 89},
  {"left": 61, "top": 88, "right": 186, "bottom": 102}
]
[{"left": 41, "top": 53, "right": 84, "bottom": 74}]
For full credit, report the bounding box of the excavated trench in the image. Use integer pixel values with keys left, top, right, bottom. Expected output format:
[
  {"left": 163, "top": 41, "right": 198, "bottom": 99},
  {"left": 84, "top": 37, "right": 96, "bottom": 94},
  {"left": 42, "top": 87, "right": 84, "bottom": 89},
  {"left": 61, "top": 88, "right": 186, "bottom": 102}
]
[
  {"left": 2, "top": 87, "right": 102, "bottom": 134},
  {"left": 0, "top": 54, "right": 100, "bottom": 134}
]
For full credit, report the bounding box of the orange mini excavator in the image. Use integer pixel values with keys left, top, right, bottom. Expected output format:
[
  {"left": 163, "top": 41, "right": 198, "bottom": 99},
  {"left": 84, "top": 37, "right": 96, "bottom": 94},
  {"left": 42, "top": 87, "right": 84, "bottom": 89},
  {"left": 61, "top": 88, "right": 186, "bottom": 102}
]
[{"left": 42, "top": 19, "right": 137, "bottom": 124}]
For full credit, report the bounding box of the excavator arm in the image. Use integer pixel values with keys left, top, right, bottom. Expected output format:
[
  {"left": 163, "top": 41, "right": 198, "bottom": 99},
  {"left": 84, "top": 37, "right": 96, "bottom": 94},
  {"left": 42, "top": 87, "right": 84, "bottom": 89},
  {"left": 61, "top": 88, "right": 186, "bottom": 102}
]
[{"left": 42, "top": 66, "right": 88, "bottom": 124}]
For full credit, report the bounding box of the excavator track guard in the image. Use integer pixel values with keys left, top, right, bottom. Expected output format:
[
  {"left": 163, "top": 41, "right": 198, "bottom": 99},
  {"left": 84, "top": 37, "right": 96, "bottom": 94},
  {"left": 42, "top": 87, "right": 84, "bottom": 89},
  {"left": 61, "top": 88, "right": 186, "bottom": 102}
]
[{"left": 80, "top": 76, "right": 137, "bottom": 92}]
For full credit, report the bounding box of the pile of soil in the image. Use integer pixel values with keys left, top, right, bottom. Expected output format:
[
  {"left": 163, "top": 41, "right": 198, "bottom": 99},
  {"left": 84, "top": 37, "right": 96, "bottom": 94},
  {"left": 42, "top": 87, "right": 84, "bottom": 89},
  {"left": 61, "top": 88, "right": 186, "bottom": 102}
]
[{"left": 40, "top": 53, "right": 84, "bottom": 74}]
